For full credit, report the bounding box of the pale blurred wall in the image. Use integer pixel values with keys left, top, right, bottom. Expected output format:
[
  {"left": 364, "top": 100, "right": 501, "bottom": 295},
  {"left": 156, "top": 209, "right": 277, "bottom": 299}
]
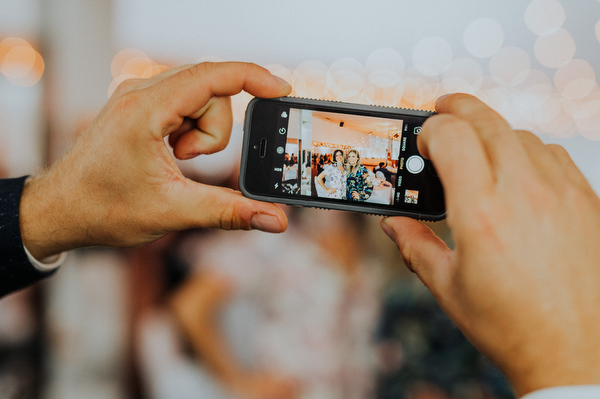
[
  {"left": 40, "top": 0, "right": 114, "bottom": 160},
  {"left": 2, "top": 0, "right": 600, "bottom": 189},
  {"left": 113, "top": 0, "right": 600, "bottom": 193},
  {"left": 0, "top": 0, "right": 114, "bottom": 171}
]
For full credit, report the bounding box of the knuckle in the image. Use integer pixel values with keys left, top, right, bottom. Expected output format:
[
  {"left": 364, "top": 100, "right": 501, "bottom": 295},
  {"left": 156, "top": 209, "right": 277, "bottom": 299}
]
[
  {"left": 216, "top": 193, "right": 248, "bottom": 231},
  {"left": 187, "top": 62, "right": 212, "bottom": 80},
  {"left": 113, "top": 77, "right": 144, "bottom": 96},
  {"left": 112, "top": 88, "right": 147, "bottom": 120},
  {"left": 546, "top": 143, "right": 570, "bottom": 159}
]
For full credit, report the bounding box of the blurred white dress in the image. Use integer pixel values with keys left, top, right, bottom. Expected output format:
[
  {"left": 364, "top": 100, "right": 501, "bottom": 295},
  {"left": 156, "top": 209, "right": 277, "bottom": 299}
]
[
  {"left": 318, "top": 163, "right": 346, "bottom": 199},
  {"left": 138, "top": 227, "right": 381, "bottom": 399}
]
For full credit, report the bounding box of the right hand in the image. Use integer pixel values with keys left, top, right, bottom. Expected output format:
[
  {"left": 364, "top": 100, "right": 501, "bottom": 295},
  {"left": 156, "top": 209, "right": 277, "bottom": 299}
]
[{"left": 381, "top": 94, "right": 600, "bottom": 396}]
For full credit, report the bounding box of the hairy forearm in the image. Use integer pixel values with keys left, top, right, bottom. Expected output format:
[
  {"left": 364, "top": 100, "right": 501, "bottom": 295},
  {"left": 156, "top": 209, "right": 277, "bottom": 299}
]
[{"left": 19, "top": 169, "right": 80, "bottom": 260}]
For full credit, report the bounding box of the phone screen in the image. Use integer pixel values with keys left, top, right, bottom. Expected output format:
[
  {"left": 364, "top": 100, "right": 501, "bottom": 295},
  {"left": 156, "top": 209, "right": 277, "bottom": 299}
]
[{"left": 242, "top": 99, "right": 445, "bottom": 218}]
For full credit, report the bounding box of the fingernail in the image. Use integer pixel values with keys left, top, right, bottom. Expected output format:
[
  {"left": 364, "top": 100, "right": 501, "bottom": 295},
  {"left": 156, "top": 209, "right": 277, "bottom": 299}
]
[
  {"left": 180, "top": 152, "right": 200, "bottom": 160},
  {"left": 380, "top": 218, "right": 396, "bottom": 241},
  {"left": 250, "top": 213, "right": 283, "bottom": 233},
  {"left": 274, "top": 75, "right": 291, "bottom": 90},
  {"left": 435, "top": 93, "right": 452, "bottom": 106}
]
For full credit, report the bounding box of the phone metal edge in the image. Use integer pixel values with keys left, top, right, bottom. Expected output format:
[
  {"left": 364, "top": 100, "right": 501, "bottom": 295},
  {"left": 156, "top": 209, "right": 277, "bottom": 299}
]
[{"left": 239, "top": 97, "right": 446, "bottom": 221}]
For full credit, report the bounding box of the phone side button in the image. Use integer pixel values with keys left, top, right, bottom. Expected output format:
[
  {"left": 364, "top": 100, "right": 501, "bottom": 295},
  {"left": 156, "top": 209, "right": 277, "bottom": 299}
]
[{"left": 259, "top": 138, "right": 268, "bottom": 158}]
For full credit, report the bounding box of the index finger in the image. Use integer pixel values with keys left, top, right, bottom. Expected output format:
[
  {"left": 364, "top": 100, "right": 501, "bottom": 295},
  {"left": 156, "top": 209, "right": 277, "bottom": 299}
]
[
  {"left": 434, "top": 94, "right": 530, "bottom": 176},
  {"left": 419, "top": 112, "right": 494, "bottom": 219},
  {"left": 150, "top": 62, "right": 292, "bottom": 137}
]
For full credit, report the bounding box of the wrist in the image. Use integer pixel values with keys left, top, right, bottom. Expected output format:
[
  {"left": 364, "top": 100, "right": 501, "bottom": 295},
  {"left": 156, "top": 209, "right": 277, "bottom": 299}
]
[
  {"left": 497, "top": 332, "right": 600, "bottom": 397},
  {"left": 19, "top": 173, "right": 79, "bottom": 259}
]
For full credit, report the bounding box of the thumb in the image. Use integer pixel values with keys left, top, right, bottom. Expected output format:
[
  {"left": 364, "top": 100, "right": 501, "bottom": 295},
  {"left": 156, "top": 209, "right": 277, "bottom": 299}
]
[
  {"left": 381, "top": 217, "right": 453, "bottom": 297},
  {"left": 177, "top": 181, "right": 288, "bottom": 233}
]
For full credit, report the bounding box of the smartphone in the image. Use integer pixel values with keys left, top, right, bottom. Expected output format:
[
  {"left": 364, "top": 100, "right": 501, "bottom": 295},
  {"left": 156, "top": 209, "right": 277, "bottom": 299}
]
[{"left": 239, "top": 97, "right": 445, "bottom": 220}]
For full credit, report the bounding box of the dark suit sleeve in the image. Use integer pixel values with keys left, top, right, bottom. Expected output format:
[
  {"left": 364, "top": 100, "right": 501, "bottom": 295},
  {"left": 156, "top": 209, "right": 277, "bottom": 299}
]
[{"left": 0, "top": 177, "right": 56, "bottom": 297}]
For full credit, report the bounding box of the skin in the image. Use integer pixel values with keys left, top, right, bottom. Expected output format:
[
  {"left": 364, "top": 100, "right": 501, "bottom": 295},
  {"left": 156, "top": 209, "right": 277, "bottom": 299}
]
[
  {"left": 19, "top": 62, "right": 292, "bottom": 260},
  {"left": 381, "top": 94, "right": 600, "bottom": 397},
  {"left": 346, "top": 151, "right": 358, "bottom": 166}
]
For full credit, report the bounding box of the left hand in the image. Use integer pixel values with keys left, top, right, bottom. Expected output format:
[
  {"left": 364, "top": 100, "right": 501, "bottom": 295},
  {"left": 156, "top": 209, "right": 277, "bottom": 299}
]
[{"left": 21, "top": 62, "right": 292, "bottom": 259}]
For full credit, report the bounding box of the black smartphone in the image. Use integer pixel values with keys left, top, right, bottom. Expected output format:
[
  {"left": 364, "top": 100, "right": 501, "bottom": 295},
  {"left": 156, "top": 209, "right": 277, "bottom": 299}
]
[{"left": 240, "top": 97, "right": 445, "bottom": 220}]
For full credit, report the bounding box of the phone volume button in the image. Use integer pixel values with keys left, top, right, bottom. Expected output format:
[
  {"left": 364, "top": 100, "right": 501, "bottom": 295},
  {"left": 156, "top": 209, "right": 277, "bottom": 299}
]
[{"left": 259, "top": 138, "right": 267, "bottom": 158}]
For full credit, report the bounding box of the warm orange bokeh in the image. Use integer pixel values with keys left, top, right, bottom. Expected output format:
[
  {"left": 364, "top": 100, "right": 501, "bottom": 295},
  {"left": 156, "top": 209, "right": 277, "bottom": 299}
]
[{"left": 0, "top": 37, "right": 44, "bottom": 87}]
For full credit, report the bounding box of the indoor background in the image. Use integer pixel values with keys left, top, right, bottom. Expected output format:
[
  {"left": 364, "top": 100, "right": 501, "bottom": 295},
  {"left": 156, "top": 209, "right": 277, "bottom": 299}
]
[{"left": 1, "top": 1, "right": 599, "bottom": 398}]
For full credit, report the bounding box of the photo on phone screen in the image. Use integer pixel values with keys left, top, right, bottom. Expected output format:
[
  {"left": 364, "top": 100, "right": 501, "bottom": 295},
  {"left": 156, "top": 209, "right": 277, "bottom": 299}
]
[{"left": 241, "top": 98, "right": 446, "bottom": 220}]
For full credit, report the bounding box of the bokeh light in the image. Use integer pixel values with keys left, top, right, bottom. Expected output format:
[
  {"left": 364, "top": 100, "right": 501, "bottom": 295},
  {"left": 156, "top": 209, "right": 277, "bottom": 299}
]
[
  {"left": 576, "top": 107, "right": 600, "bottom": 141},
  {"left": 412, "top": 36, "right": 452, "bottom": 77},
  {"left": 265, "top": 64, "right": 294, "bottom": 90},
  {"left": 463, "top": 18, "right": 504, "bottom": 58},
  {"left": 365, "top": 48, "right": 404, "bottom": 89},
  {"left": 400, "top": 71, "right": 440, "bottom": 110},
  {"left": 478, "top": 81, "right": 512, "bottom": 116},
  {"left": 489, "top": 47, "right": 531, "bottom": 87},
  {"left": 329, "top": 57, "right": 366, "bottom": 102},
  {"left": 362, "top": 80, "right": 405, "bottom": 108},
  {"left": 534, "top": 28, "right": 576, "bottom": 68},
  {"left": 108, "top": 48, "right": 170, "bottom": 97},
  {"left": 524, "top": 0, "right": 566, "bottom": 36},
  {"left": 111, "top": 48, "right": 148, "bottom": 78},
  {"left": 442, "top": 58, "right": 483, "bottom": 94},
  {"left": 562, "top": 88, "right": 600, "bottom": 121},
  {"left": 0, "top": 37, "right": 44, "bottom": 87},
  {"left": 554, "top": 59, "right": 597, "bottom": 100},
  {"left": 102, "top": 2, "right": 600, "bottom": 143},
  {"left": 292, "top": 60, "right": 329, "bottom": 99}
]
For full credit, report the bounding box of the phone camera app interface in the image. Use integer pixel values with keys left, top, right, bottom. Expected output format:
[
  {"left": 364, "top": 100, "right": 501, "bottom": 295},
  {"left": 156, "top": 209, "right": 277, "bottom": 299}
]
[{"left": 272, "top": 107, "right": 431, "bottom": 210}]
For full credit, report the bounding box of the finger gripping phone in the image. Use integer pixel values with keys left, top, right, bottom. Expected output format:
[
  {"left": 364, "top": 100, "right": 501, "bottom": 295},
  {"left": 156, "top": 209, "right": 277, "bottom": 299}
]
[{"left": 240, "top": 97, "right": 446, "bottom": 221}]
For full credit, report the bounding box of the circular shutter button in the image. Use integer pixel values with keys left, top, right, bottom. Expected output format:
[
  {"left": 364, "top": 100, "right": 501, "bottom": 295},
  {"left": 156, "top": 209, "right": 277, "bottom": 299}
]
[{"left": 406, "top": 155, "right": 425, "bottom": 174}]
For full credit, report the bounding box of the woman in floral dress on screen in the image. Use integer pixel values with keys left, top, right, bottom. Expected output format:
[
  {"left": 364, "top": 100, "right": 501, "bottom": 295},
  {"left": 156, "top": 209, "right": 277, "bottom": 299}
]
[{"left": 345, "top": 149, "right": 373, "bottom": 201}]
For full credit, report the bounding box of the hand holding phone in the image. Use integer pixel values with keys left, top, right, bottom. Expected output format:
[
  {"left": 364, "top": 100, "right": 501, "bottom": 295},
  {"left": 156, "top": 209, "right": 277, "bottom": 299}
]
[
  {"left": 240, "top": 97, "right": 445, "bottom": 220},
  {"left": 382, "top": 93, "right": 600, "bottom": 396}
]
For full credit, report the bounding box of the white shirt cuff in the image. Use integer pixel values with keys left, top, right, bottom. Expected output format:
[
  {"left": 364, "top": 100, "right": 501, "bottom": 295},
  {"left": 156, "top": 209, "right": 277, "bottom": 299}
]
[
  {"left": 23, "top": 245, "right": 67, "bottom": 272},
  {"left": 521, "top": 385, "right": 600, "bottom": 399}
]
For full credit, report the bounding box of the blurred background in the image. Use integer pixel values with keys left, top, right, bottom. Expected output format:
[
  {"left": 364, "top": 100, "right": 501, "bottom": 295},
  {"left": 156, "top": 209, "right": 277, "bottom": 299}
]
[{"left": 1, "top": 1, "right": 599, "bottom": 398}]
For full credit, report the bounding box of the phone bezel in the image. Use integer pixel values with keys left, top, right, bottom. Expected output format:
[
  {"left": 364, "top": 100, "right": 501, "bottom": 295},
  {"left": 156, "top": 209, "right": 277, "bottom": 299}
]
[{"left": 240, "top": 97, "right": 446, "bottom": 221}]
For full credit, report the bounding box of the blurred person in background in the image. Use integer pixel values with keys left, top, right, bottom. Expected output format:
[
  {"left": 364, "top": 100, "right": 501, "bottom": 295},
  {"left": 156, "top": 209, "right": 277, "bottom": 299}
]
[{"left": 137, "top": 208, "right": 383, "bottom": 399}]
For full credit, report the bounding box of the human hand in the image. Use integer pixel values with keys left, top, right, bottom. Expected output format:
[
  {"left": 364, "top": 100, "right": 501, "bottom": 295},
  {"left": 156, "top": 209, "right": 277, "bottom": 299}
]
[
  {"left": 381, "top": 94, "right": 600, "bottom": 396},
  {"left": 20, "top": 62, "right": 291, "bottom": 259}
]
